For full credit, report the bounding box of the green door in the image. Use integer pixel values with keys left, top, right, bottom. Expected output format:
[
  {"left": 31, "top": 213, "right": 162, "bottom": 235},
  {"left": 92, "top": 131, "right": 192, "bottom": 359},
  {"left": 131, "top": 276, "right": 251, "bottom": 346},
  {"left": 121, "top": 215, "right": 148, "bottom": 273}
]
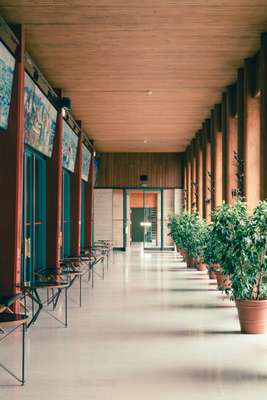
[
  {"left": 62, "top": 169, "right": 71, "bottom": 257},
  {"left": 22, "top": 150, "right": 46, "bottom": 283},
  {"left": 131, "top": 208, "right": 144, "bottom": 242}
]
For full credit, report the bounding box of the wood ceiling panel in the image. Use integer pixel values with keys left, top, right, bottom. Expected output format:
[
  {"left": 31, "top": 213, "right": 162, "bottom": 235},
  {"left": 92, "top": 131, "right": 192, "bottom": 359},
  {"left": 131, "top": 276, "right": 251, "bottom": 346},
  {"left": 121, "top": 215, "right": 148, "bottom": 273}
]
[{"left": 1, "top": 1, "right": 267, "bottom": 151}]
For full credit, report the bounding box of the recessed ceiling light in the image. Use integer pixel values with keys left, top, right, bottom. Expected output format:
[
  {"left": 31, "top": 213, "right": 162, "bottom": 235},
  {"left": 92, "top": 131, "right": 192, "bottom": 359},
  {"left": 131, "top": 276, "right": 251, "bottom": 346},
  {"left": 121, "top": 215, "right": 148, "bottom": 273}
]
[
  {"left": 144, "top": 139, "right": 148, "bottom": 144},
  {"left": 147, "top": 90, "right": 153, "bottom": 96}
]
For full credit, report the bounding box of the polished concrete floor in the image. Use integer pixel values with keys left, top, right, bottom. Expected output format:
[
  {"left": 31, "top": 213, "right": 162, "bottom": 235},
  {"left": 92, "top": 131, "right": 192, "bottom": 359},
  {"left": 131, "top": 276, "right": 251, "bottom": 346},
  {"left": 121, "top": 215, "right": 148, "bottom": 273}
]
[{"left": 1, "top": 247, "right": 267, "bottom": 399}]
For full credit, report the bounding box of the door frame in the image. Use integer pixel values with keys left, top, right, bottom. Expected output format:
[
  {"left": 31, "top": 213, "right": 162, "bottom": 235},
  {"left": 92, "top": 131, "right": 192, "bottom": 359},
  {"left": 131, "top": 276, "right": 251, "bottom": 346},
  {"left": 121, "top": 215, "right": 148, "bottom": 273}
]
[
  {"left": 94, "top": 186, "right": 181, "bottom": 252},
  {"left": 22, "top": 147, "right": 46, "bottom": 283},
  {"left": 126, "top": 188, "right": 164, "bottom": 250}
]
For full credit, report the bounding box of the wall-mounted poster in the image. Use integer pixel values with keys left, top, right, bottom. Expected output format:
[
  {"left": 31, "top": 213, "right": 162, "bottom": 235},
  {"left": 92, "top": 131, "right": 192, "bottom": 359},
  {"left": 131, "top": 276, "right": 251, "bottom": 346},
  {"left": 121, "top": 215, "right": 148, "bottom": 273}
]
[
  {"left": 24, "top": 73, "right": 57, "bottom": 157},
  {"left": 82, "top": 144, "right": 91, "bottom": 181},
  {"left": 0, "top": 41, "right": 15, "bottom": 130},
  {"left": 62, "top": 121, "right": 78, "bottom": 172}
]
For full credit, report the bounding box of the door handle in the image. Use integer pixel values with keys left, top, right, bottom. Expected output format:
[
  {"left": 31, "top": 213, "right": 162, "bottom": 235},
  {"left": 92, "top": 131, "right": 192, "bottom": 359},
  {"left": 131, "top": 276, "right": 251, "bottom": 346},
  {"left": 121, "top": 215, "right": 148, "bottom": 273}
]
[{"left": 25, "top": 238, "right": 31, "bottom": 258}]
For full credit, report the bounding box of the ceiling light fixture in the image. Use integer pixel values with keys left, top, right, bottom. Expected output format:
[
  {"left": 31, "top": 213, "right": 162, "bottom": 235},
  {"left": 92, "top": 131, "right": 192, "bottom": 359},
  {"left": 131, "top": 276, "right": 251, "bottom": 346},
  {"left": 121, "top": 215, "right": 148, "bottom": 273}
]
[{"left": 147, "top": 90, "right": 153, "bottom": 96}]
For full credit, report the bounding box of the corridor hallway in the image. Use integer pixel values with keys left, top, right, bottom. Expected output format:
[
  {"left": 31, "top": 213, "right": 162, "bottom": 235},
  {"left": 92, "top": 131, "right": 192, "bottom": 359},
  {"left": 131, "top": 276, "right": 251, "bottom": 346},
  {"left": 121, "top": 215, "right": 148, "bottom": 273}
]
[{"left": 1, "top": 249, "right": 267, "bottom": 399}]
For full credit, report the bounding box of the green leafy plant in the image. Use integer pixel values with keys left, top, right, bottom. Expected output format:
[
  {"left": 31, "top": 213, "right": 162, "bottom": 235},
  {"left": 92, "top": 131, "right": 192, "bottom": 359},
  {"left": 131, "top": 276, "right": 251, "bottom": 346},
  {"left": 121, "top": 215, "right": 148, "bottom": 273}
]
[
  {"left": 230, "top": 201, "right": 267, "bottom": 300},
  {"left": 169, "top": 211, "right": 208, "bottom": 263},
  {"left": 209, "top": 201, "right": 249, "bottom": 275}
]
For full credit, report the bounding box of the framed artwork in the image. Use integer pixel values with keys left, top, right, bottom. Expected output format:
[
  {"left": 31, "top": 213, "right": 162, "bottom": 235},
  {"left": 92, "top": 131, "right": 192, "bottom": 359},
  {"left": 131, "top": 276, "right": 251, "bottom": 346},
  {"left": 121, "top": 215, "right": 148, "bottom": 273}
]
[
  {"left": 62, "top": 121, "right": 78, "bottom": 172},
  {"left": 82, "top": 143, "right": 91, "bottom": 181},
  {"left": 24, "top": 73, "right": 57, "bottom": 157},
  {"left": 0, "top": 41, "right": 15, "bottom": 130}
]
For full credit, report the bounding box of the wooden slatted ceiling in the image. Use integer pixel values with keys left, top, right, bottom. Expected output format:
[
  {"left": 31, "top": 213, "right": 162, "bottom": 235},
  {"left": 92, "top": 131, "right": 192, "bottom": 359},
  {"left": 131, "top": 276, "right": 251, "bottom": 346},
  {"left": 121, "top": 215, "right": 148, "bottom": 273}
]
[{"left": 1, "top": 1, "right": 267, "bottom": 152}]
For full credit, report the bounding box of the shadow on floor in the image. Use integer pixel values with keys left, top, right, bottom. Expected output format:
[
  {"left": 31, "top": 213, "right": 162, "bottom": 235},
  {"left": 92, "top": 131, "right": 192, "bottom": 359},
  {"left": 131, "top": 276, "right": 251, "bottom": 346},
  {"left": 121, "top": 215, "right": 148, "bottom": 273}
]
[
  {"left": 169, "top": 277, "right": 211, "bottom": 281},
  {"left": 126, "top": 366, "right": 267, "bottom": 384},
  {"left": 149, "top": 303, "right": 235, "bottom": 310},
  {"left": 166, "top": 288, "right": 218, "bottom": 292},
  {"left": 174, "top": 367, "right": 267, "bottom": 383}
]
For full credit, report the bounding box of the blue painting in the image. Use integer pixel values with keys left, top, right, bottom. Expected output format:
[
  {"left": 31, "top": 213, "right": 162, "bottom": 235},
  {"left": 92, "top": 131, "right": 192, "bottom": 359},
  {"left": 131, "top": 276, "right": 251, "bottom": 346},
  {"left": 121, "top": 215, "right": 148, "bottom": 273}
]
[
  {"left": 62, "top": 121, "right": 78, "bottom": 172},
  {"left": 24, "top": 73, "right": 57, "bottom": 157},
  {"left": 0, "top": 41, "right": 15, "bottom": 130},
  {"left": 82, "top": 144, "right": 91, "bottom": 181}
]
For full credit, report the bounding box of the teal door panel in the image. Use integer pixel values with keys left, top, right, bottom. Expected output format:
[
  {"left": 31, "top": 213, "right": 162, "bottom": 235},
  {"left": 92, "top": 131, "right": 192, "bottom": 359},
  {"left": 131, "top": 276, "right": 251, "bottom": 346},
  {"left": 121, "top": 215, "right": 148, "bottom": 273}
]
[
  {"left": 62, "top": 169, "right": 71, "bottom": 257},
  {"left": 81, "top": 180, "right": 85, "bottom": 250},
  {"left": 22, "top": 149, "right": 46, "bottom": 284}
]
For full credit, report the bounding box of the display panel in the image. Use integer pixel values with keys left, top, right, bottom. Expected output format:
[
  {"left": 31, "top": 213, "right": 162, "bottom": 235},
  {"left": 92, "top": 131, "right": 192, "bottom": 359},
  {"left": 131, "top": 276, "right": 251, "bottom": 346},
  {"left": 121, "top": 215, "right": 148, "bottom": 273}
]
[
  {"left": 0, "top": 41, "right": 15, "bottom": 130},
  {"left": 24, "top": 73, "right": 57, "bottom": 157},
  {"left": 62, "top": 121, "right": 78, "bottom": 172},
  {"left": 82, "top": 143, "right": 91, "bottom": 181}
]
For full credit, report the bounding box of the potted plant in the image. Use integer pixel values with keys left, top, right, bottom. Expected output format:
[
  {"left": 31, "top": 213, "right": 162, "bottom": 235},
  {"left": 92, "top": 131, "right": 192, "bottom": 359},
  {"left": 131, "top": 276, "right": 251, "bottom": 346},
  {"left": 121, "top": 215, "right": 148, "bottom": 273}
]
[
  {"left": 229, "top": 201, "right": 267, "bottom": 334},
  {"left": 203, "top": 223, "right": 218, "bottom": 279},
  {"left": 182, "top": 212, "right": 208, "bottom": 271},
  {"left": 168, "top": 212, "right": 193, "bottom": 265},
  {"left": 209, "top": 201, "right": 246, "bottom": 290}
]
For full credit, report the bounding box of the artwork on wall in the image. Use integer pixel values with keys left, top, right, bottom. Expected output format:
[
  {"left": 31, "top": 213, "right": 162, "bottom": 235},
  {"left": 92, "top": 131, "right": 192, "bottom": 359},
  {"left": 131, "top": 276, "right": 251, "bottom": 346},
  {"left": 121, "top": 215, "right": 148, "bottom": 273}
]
[
  {"left": 24, "top": 73, "right": 57, "bottom": 157},
  {"left": 62, "top": 121, "right": 78, "bottom": 172},
  {"left": 0, "top": 41, "right": 15, "bottom": 130},
  {"left": 82, "top": 143, "right": 91, "bottom": 181}
]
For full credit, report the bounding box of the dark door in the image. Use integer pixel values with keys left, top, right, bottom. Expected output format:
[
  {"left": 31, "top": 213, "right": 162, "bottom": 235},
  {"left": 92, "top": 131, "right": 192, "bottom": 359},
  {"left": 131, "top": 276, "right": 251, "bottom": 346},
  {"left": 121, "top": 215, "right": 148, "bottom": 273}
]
[{"left": 131, "top": 208, "right": 144, "bottom": 242}]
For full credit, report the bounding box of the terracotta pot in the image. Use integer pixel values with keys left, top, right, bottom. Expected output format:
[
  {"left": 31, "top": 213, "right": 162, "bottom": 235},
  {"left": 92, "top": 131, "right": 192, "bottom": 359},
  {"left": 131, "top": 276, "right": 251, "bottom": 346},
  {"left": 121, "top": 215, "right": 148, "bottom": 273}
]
[
  {"left": 197, "top": 262, "right": 207, "bottom": 272},
  {"left": 235, "top": 300, "right": 267, "bottom": 334},
  {"left": 215, "top": 271, "right": 231, "bottom": 290},
  {"left": 209, "top": 270, "right": 217, "bottom": 280},
  {"left": 186, "top": 255, "right": 194, "bottom": 268},
  {"left": 180, "top": 249, "right": 186, "bottom": 259},
  {"left": 211, "top": 263, "right": 220, "bottom": 271}
]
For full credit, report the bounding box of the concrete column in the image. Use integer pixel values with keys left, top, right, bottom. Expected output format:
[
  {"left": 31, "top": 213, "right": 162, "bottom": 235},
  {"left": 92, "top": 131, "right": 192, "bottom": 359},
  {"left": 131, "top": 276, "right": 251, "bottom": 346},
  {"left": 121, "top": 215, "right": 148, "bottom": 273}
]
[{"left": 244, "top": 57, "right": 260, "bottom": 211}]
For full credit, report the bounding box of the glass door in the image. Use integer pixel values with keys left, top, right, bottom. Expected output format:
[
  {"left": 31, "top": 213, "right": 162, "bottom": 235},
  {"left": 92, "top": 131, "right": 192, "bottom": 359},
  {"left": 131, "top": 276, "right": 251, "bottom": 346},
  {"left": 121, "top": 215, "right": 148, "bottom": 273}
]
[
  {"left": 143, "top": 190, "right": 162, "bottom": 249},
  {"left": 22, "top": 150, "right": 46, "bottom": 283},
  {"left": 62, "top": 169, "right": 71, "bottom": 257}
]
